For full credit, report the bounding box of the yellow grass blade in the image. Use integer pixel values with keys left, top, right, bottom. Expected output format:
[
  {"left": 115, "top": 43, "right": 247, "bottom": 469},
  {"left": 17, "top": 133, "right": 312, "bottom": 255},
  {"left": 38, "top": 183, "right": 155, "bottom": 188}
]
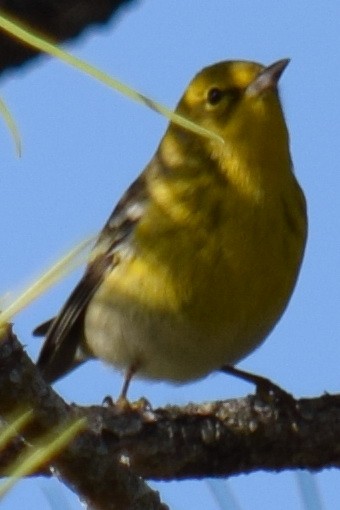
[
  {"left": 0, "top": 418, "right": 86, "bottom": 498},
  {"left": 0, "top": 411, "right": 33, "bottom": 451},
  {"left": 0, "top": 12, "right": 224, "bottom": 145},
  {"left": 0, "top": 235, "right": 95, "bottom": 327},
  {"left": 0, "top": 96, "right": 21, "bottom": 156}
]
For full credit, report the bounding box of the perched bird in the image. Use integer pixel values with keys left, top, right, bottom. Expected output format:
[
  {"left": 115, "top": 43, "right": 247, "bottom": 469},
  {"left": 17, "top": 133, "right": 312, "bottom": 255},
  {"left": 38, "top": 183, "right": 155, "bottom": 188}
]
[{"left": 35, "top": 59, "right": 307, "bottom": 399}]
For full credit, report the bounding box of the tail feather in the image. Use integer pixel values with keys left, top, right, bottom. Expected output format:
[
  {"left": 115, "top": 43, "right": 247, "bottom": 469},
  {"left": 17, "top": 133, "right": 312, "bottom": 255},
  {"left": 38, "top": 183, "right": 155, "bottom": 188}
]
[{"left": 33, "top": 318, "right": 55, "bottom": 337}]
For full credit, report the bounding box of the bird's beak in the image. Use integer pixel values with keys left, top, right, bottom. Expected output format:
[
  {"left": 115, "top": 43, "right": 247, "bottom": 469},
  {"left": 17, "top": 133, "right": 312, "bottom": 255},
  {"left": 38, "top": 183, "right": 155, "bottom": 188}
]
[{"left": 246, "top": 59, "right": 290, "bottom": 97}]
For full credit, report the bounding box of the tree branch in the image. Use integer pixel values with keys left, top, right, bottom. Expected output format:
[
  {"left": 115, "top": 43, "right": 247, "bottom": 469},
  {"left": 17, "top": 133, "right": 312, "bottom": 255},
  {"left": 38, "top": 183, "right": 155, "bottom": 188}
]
[
  {"left": 0, "top": 326, "right": 168, "bottom": 510},
  {"left": 0, "top": 0, "right": 139, "bottom": 76},
  {"left": 0, "top": 326, "right": 339, "bottom": 508}
]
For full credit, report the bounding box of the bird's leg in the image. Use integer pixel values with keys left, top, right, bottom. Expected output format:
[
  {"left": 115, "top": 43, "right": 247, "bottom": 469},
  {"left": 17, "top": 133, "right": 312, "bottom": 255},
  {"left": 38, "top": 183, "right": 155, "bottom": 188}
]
[
  {"left": 119, "top": 364, "right": 138, "bottom": 402},
  {"left": 102, "top": 364, "right": 139, "bottom": 408},
  {"left": 220, "top": 364, "right": 296, "bottom": 407},
  {"left": 117, "top": 363, "right": 152, "bottom": 411}
]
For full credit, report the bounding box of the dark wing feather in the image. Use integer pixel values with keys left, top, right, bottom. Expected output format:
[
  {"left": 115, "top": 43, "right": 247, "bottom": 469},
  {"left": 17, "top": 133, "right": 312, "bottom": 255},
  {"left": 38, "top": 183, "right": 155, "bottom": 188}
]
[
  {"left": 35, "top": 170, "right": 149, "bottom": 383},
  {"left": 36, "top": 254, "right": 114, "bottom": 382},
  {"left": 33, "top": 318, "right": 55, "bottom": 336}
]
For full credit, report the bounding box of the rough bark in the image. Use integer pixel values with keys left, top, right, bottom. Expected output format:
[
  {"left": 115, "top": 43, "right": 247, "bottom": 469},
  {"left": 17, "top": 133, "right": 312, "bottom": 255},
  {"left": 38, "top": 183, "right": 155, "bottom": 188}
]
[{"left": 0, "top": 326, "right": 339, "bottom": 510}]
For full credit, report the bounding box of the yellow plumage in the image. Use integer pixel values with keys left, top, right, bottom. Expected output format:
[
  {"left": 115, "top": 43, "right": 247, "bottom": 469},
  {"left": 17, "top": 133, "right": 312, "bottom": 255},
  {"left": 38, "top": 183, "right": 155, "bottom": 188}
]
[{"left": 35, "top": 59, "right": 307, "bottom": 396}]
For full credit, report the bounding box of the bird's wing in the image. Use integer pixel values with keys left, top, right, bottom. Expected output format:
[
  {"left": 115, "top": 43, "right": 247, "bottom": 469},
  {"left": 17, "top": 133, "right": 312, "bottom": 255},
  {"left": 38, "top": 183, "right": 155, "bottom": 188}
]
[{"left": 35, "top": 172, "right": 149, "bottom": 383}]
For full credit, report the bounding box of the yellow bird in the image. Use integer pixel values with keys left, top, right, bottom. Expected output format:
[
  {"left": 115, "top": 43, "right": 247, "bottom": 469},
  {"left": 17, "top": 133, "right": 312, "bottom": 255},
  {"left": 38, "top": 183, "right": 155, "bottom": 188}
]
[{"left": 35, "top": 59, "right": 307, "bottom": 398}]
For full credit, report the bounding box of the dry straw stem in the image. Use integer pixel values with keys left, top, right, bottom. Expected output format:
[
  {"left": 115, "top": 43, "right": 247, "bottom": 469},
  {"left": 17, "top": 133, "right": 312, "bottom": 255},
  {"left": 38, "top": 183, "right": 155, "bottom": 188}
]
[
  {"left": 0, "top": 236, "right": 95, "bottom": 328},
  {"left": 0, "top": 410, "right": 32, "bottom": 452},
  {"left": 0, "top": 96, "right": 21, "bottom": 155},
  {"left": 0, "top": 11, "right": 224, "bottom": 146},
  {"left": 0, "top": 417, "right": 85, "bottom": 499}
]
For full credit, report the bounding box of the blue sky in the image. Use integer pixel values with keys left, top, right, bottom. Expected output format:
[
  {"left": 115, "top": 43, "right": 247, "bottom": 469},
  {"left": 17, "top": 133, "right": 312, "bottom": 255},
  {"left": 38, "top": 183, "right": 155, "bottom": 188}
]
[{"left": 1, "top": 1, "right": 340, "bottom": 508}]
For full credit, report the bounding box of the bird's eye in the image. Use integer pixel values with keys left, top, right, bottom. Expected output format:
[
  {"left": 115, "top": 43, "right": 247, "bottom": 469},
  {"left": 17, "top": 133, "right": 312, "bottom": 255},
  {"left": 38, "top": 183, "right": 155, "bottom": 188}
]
[{"left": 207, "top": 87, "right": 224, "bottom": 105}]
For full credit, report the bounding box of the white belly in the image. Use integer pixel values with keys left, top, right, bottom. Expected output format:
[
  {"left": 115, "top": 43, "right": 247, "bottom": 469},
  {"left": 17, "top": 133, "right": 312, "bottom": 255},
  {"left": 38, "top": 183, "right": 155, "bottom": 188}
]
[{"left": 84, "top": 291, "right": 265, "bottom": 382}]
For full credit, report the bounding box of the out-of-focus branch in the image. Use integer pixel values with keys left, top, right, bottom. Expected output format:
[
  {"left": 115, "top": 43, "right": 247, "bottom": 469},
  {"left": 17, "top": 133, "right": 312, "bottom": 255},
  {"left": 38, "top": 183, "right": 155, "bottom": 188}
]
[
  {"left": 0, "top": 0, "right": 139, "bottom": 76},
  {"left": 1, "top": 325, "right": 340, "bottom": 508}
]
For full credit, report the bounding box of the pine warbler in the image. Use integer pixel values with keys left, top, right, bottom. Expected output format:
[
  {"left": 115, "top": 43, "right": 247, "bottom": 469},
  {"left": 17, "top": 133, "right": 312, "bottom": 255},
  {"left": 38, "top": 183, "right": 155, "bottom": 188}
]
[{"left": 35, "top": 59, "right": 307, "bottom": 398}]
